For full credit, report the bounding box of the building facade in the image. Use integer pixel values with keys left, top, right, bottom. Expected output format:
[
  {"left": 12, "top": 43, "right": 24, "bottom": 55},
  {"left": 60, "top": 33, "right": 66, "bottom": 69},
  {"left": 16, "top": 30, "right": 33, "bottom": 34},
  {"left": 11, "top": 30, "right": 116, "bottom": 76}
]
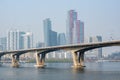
[
  {"left": 66, "top": 10, "right": 84, "bottom": 44},
  {"left": 43, "top": 18, "right": 57, "bottom": 47},
  {"left": 50, "top": 31, "right": 57, "bottom": 46},
  {"left": 43, "top": 18, "right": 52, "bottom": 47},
  {"left": 22, "top": 32, "right": 33, "bottom": 49},
  {"left": 73, "top": 20, "right": 84, "bottom": 43},
  {"left": 0, "top": 37, "right": 7, "bottom": 51},
  {"left": 58, "top": 33, "right": 66, "bottom": 45},
  {"left": 7, "top": 30, "right": 25, "bottom": 50}
]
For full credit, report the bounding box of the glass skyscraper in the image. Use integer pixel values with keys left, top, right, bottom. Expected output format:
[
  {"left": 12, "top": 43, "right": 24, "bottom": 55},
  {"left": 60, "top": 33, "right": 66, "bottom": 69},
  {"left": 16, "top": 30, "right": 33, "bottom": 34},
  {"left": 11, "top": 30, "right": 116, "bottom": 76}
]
[
  {"left": 0, "top": 37, "right": 7, "bottom": 51},
  {"left": 7, "top": 30, "right": 33, "bottom": 50},
  {"left": 66, "top": 10, "right": 84, "bottom": 44},
  {"left": 22, "top": 32, "right": 33, "bottom": 49},
  {"left": 58, "top": 33, "right": 66, "bottom": 45},
  {"left": 7, "top": 30, "right": 25, "bottom": 50},
  {"left": 43, "top": 18, "right": 57, "bottom": 47},
  {"left": 50, "top": 31, "right": 57, "bottom": 46},
  {"left": 43, "top": 18, "right": 51, "bottom": 47}
]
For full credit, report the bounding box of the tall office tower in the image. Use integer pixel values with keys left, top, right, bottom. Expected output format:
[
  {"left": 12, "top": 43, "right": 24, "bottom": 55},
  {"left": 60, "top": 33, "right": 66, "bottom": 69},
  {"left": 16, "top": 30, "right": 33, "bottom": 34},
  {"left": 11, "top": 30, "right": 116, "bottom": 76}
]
[
  {"left": 88, "top": 36, "right": 102, "bottom": 59},
  {"left": 50, "top": 31, "right": 57, "bottom": 46},
  {"left": 43, "top": 18, "right": 57, "bottom": 47},
  {"left": 0, "top": 37, "right": 7, "bottom": 51},
  {"left": 66, "top": 10, "right": 84, "bottom": 44},
  {"left": 58, "top": 33, "right": 66, "bottom": 45},
  {"left": 7, "top": 30, "right": 25, "bottom": 50},
  {"left": 22, "top": 32, "right": 33, "bottom": 49},
  {"left": 80, "top": 21, "right": 84, "bottom": 43},
  {"left": 66, "top": 10, "right": 77, "bottom": 44},
  {"left": 73, "top": 20, "right": 84, "bottom": 44},
  {"left": 43, "top": 18, "right": 52, "bottom": 47}
]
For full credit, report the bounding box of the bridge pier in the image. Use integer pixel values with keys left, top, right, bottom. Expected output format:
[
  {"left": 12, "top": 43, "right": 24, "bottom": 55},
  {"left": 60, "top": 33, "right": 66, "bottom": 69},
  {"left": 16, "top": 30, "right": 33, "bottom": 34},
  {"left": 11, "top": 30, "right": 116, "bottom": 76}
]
[
  {"left": 0, "top": 56, "right": 1, "bottom": 62},
  {"left": 78, "top": 51, "right": 85, "bottom": 67},
  {"left": 0, "top": 56, "right": 1, "bottom": 59},
  {"left": 11, "top": 54, "right": 19, "bottom": 68},
  {"left": 71, "top": 50, "right": 85, "bottom": 68},
  {"left": 35, "top": 52, "right": 46, "bottom": 68}
]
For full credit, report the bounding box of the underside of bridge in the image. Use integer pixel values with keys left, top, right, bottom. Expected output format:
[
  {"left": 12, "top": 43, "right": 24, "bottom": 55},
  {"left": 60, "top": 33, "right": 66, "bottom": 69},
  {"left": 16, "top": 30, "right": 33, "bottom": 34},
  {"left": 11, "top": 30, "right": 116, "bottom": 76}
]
[
  {"left": 0, "top": 47, "right": 105, "bottom": 68},
  {"left": 34, "top": 49, "right": 85, "bottom": 68},
  {"left": 9, "top": 49, "right": 86, "bottom": 68},
  {"left": 0, "top": 40, "right": 120, "bottom": 68},
  {"left": 0, "top": 49, "right": 95, "bottom": 68}
]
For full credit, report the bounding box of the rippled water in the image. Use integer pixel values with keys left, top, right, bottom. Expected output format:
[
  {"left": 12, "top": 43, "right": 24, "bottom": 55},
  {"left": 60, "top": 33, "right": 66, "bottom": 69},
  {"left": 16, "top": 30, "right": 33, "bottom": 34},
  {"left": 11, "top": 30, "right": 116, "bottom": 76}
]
[{"left": 0, "top": 62, "right": 120, "bottom": 80}]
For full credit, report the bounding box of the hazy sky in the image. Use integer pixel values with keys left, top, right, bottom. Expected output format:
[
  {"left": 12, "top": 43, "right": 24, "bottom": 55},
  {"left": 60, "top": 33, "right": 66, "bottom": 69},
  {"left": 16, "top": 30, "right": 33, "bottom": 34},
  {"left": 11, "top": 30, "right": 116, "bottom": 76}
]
[{"left": 0, "top": 0, "right": 120, "bottom": 43}]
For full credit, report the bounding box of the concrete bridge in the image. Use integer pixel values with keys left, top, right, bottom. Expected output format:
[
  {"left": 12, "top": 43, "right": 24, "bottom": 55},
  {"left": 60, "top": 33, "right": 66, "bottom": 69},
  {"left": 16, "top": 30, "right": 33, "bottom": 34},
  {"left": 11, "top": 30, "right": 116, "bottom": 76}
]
[{"left": 0, "top": 40, "right": 120, "bottom": 68}]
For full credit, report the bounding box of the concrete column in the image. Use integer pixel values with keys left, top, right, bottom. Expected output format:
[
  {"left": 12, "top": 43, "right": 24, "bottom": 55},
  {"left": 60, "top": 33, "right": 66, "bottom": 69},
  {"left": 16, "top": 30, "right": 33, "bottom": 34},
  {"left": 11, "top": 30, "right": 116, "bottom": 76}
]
[
  {"left": 11, "top": 54, "right": 19, "bottom": 68},
  {"left": 71, "top": 50, "right": 78, "bottom": 67},
  {"left": 41, "top": 53, "right": 45, "bottom": 65},
  {"left": 71, "top": 50, "right": 85, "bottom": 68},
  {"left": 0, "top": 56, "right": 1, "bottom": 62},
  {"left": 79, "top": 52, "right": 85, "bottom": 67},
  {"left": 35, "top": 52, "right": 46, "bottom": 68},
  {"left": 0, "top": 56, "right": 2, "bottom": 65}
]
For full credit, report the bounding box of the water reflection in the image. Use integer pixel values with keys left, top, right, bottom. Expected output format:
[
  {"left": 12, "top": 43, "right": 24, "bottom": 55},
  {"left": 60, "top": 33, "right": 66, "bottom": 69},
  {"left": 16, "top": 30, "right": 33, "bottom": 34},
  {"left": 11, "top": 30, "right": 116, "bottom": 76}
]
[
  {"left": 72, "top": 67, "right": 85, "bottom": 73},
  {"left": 0, "top": 62, "right": 120, "bottom": 80}
]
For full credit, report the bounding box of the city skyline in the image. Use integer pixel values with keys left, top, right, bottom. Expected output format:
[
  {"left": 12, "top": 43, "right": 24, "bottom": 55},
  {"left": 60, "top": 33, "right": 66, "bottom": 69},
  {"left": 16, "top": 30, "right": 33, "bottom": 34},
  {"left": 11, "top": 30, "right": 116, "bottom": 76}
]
[
  {"left": 0, "top": 0, "right": 120, "bottom": 56},
  {"left": 0, "top": 0, "right": 120, "bottom": 42}
]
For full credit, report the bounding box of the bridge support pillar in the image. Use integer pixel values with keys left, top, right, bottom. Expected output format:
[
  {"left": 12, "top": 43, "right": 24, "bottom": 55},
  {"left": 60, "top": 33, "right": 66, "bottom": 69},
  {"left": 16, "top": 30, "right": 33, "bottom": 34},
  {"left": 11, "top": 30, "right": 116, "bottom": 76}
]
[
  {"left": 0, "top": 56, "right": 2, "bottom": 66},
  {"left": 78, "top": 51, "right": 85, "bottom": 67},
  {"left": 11, "top": 54, "right": 19, "bottom": 68},
  {"left": 71, "top": 50, "right": 85, "bottom": 68},
  {"left": 0, "top": 56, "right": 1, "bottom": 62},
  {"left": 35, "top": 52, "right": 46, "bottom": 68}
]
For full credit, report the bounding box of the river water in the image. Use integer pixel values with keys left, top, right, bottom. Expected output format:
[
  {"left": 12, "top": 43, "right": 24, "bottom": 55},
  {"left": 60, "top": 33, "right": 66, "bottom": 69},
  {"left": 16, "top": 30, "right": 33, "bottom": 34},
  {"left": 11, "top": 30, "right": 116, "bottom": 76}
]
[{"left": 0, "top": 62, "right": 120, "bottom": 80}]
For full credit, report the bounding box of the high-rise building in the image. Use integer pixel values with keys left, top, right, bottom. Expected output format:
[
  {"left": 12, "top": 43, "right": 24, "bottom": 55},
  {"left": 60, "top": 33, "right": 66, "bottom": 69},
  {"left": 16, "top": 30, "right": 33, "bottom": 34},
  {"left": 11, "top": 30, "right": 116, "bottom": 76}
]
[
  {"left": 43, "top": 18, "right": 57, "bottom": 47},
  {"left": 87, "top": 36, "right": 102, "bottom": 59},
  {"left": 22, "top": 32, "right": 33, "bottom": 49},
  {"left": 50, "top": 31, "right": 57, "bottom": 46},
  {"left": 7, "top": 30, "right": 25, "bottom": 50},
  {"left": 7, "top": 30, "right": 33, "bottom": 50},
  {"left": 58, "top": 33, "right": 66, "bottom": 45},
  {"left": 66, "top": 10, "right": 84, "bottom": 44},
  {"left": 73, "top": 20, "right": 84, "bottom": 43},
  {"left": 0, "top": 37, "right": 7, "bottom": 51},
  {"left": 43, "top": 18, "right": 52, "bottom": 47},
  {"left": 66, "top": 10, "right": 77, "bottom": 44}
]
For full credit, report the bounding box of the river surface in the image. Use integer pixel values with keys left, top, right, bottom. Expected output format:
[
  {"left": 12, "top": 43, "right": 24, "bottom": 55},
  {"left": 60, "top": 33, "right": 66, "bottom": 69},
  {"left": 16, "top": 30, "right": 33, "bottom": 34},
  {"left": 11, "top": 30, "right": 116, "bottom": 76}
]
[{"left": 0, "top": 62, "right": 120, "bottom": 80}]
